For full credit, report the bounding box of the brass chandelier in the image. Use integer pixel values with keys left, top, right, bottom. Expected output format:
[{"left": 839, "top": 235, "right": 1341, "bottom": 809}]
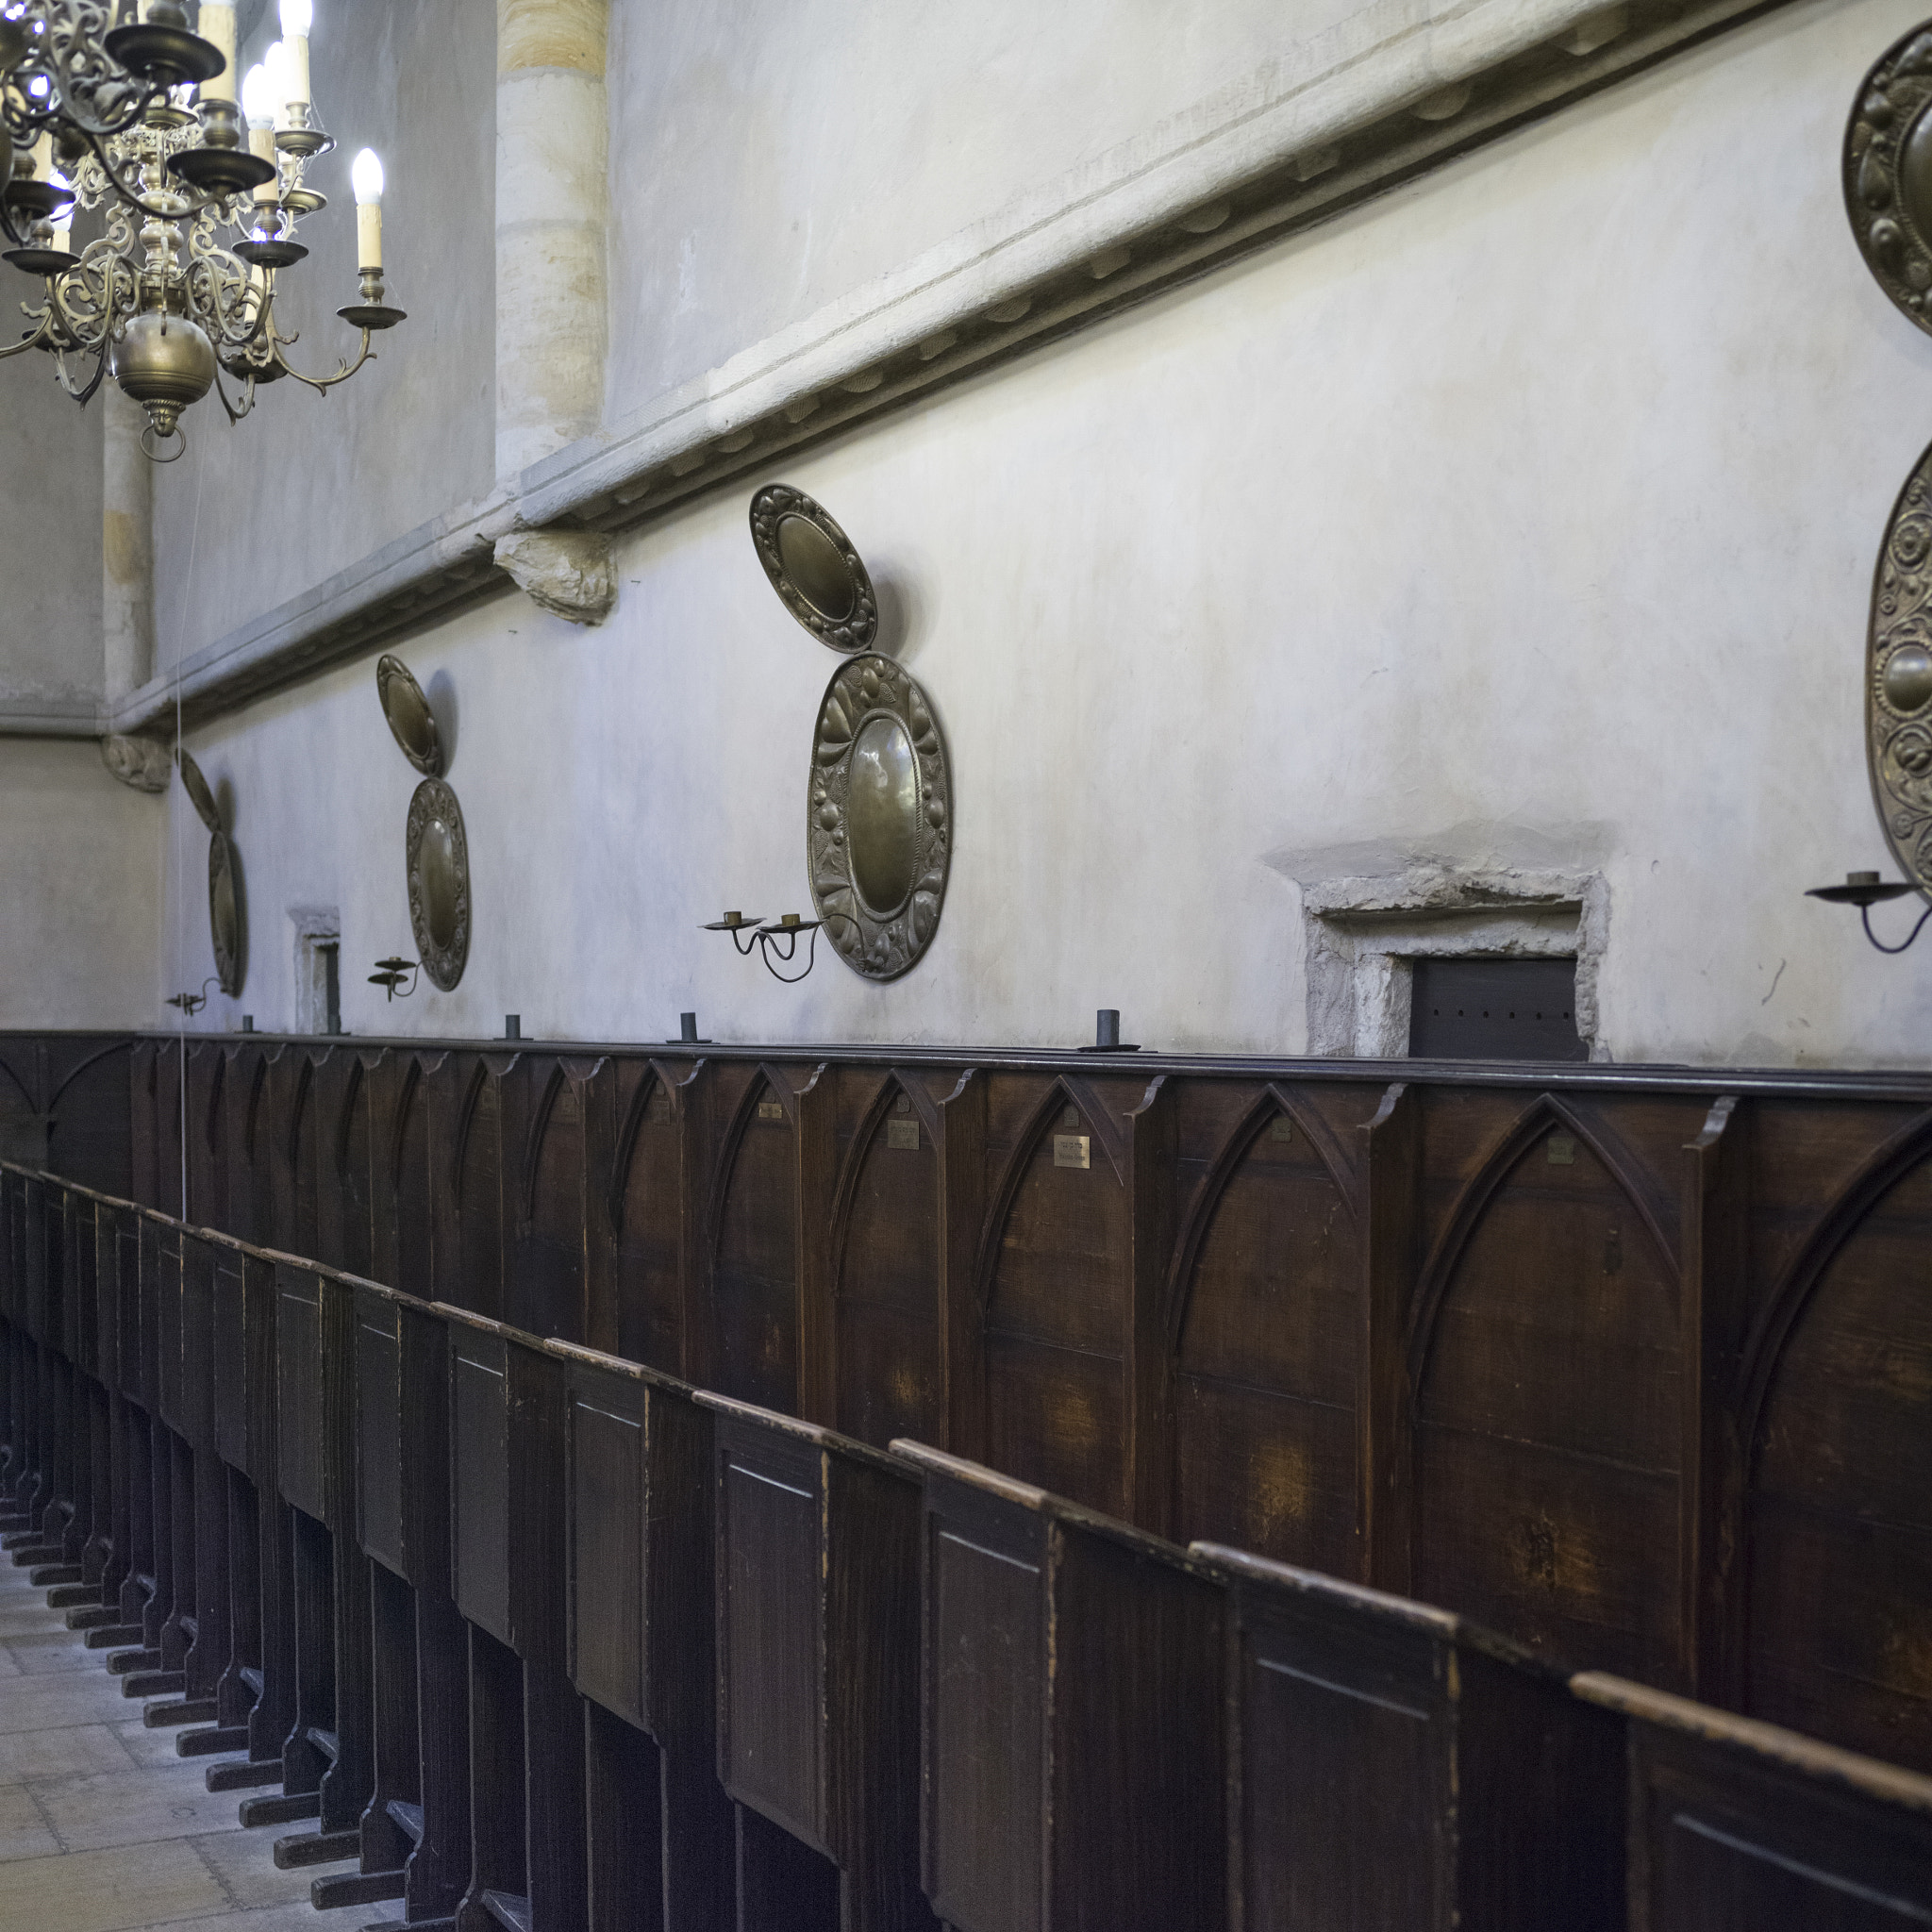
[{"left": 0, "top": 0, "right": 403, "bottom": 458}]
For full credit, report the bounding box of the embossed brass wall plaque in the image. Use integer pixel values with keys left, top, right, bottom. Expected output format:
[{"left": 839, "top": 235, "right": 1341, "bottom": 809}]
[
  {"left": 406, "top": 778, "right": 470, "bottom": 991},
  {"left": 376, "top": 655, "right": 444, "bottom": 776},
  {"left": 809, "top": 654, "right": 950, "bottom": 980},
  {"left": 175, "top": 748, "right": 221, "bottom": 833},
  {"left": 1846, "top": 25, "right": 1932, "bottom": 335},
  {"left": 750, "top": 483, "right": 877, "bottom": 652},
  {"left": 1867, "top": 441, "right": 1932, "bottom": 902},
  {"left": 208, "top": 830, "right": 242, "bottom": 997}
]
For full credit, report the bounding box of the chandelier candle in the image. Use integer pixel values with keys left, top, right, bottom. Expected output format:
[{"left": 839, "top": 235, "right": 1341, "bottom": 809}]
[
  {"left": 198, "top": 2, "right": 235, "bottom": 104},
  {"left": 279, "top": 0, "right": 311, "bottom": 108},
  {"left": 242, "top": 61, "right": 277, "bottom": 202},
  {"left": 353, "top": 146, "right": 381, "bottom": 270}
]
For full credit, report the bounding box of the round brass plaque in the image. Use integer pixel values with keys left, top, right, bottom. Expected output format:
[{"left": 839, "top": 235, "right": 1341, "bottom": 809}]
[
  {"left": 175, "top": 748, "right": 222, "bottom": 833},
  {"left": 406, "top": 777, "right": 470, "bottom": 991},
  {"left": 1845, "top": 29, "right": 1932, "bottom": 338},
  {"left": 208, "top": 830, "right": 242, "bottom": 997},
  {"left": 808, "top": 655, "right": 949, "bottom": 980},
  {"left": 749, "top": 483, "right": 877, "bottom": 652},
  {"left": 1866, "top": 440, "right": 1932, "bottom": 903},
  {"left": 376, "top": 654, "right": 443, "bottom": 776}
]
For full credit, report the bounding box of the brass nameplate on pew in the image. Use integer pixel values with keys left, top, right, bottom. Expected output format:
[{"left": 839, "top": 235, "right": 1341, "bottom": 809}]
[
  {"left": 1054, "top": 1134, "right": 1090, "bottom": 1170},
  {"left": 887, "top": 1118, "right": 920, "bottom": 1150},
  {"left": 1270, "top": 1117, "right": 1293, "bottom": 1141},
  {"left": 758, "top": 1100, "right": 787, "bottom": 1123},
  {"left": 1547, "top": 1133, "right": 1575, "bottom": 1165}
]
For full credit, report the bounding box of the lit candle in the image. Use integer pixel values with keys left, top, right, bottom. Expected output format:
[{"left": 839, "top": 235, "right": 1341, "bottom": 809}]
[
  {"left": 197, "top": 3, "right": 235, "bottom": 105},
  {"left": 265, "top": 37, "right": 293, "bottom": 131},
  {"left": 278, "top": 0, "right": 310, "bottom": 108},
  {"left": 242, "top": 59, "right": 278, "bottom": 199},
  {"left": 28, "top": 131, "right": 50, "bottom": 182},
  {"left": 48, "top": 170, "right": 72, "bottom": 252},
  {"left": 351, "top": 146, "right": 382, "bottom": 269}
]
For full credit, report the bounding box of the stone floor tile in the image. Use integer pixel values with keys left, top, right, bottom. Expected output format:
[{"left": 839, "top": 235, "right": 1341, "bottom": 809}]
[
  {"left": 30, "top": 1761, "right": 243, "bottom": 1853},
  {"left": 0, "top": 1778, "right": 60, "bottom": 1857},
  {"left": 109, "top": 1715, "right": 199, "bottom": 1768},
  {"left": 0, "top": 1722, "right": 142, "bottom": 1784},
  {"left": 151, "top": 1905, "right": 359, "bottom": 1932},
  {"left": 184, "top": 1825, "right": 329, "bottom": 1910},
  {"left": 0, "top": 1839, "right": 229, "bottom": 1932},
  {"left": 0, "top": 1672, "right": 135, "bottom": 1735},
  {"left": 10, "top": 1627, "right": 110, "bottom": 1673}
]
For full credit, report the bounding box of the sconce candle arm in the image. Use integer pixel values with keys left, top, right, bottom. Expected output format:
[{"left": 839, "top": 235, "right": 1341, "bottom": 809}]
[
  {"left": 757, "top": 926, "right": 819, "bottom": 983},
  {"left": 1861, "top": 902, "right": 1932, "bottom": 955}
]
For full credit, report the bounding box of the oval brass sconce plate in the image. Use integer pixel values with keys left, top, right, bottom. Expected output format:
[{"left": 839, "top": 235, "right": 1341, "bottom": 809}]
[
  {"left": 407, "top": 777, "right": 471, "bottom": 991},
  {"left": 377, "top": 654, "right": 444, "bottom": 776},
  {"left": 808, "top": 654, "right": 949, "bottom": 979},
  {"left": 175, "top": 747, "right": 222, "bottom": 833},
  {"left": 208, "top": 830, "right": 242, "bottom": 997},
  {"left": 1845, "top": 25, "right": 1932, "bottom": 337},
  {"left": 1867, "top": 439, "right": 1932, "bottom": 900},
  {"left": 750, "top": 483, "right": 877, "bottom": 652}
]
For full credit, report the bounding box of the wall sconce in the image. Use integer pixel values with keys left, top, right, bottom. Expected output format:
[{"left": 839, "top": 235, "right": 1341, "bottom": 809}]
[
  {"left": 1807, "top": 873, "right": 1932, "bottom": 954},
  {"left": 165, "top": 977, "right": 220, "bottom": 1017},
  {"left": 703, "top": 910, "right": 823, "bottom": 983},
  {"left": 369, "top": 956, "right": 420, "bottom": 1000}
]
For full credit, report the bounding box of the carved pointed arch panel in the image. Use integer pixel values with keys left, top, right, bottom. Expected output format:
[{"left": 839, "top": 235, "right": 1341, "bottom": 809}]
[
  {"left": 979, "top": 1077, "right": 1131, "bottom": 1515},
  {"left": 189, "top": 1045, "right": 227, "bottom": 1234},
  {"left": 389, "top": 1057, "right": 432, "bottom": 1299},
  {"left": 710, "top": 1069, "right": 799, "bottom": 1412},
  {"left": 515, "top": 1066, "right": 587, "bottom": 1342},
  {"left": 1745, "top": 1125, "right": 1932, "bottom": 1773},
  {"left": 830, "top": 1072, "right": 944, "bottom": 1451},
  {"left": 325, "top": 1054, "right": 373, "bottom": 1278},
  {"left": 1411, "top": 1099, "right": 1684, "bottom": 1684},
  {"left": 611, "top": 1064, "right": 682, "bottom": 1374},
  {"left": 452, "top": 1058, "right": 504, "bottom": 1321},
  {"left": 1172, "top": 1088, "right": 1360, "bottom": 1573},
  {"left": 281, "top": 1053, "right": 318, "bottom": 1257}
]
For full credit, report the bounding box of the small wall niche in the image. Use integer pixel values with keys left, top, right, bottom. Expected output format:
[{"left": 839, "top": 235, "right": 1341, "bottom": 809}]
[
  {"left": 291, "top": 908, "right": 342, "bottom": 1036},
  {"left": 1300, "top": 865, "right": 1607, "bottom": 1061}
]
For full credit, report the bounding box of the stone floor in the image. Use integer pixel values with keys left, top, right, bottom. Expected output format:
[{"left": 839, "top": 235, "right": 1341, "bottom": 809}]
[{"left": 0, "top": 1559, "right": 342, "bottom": 1932}]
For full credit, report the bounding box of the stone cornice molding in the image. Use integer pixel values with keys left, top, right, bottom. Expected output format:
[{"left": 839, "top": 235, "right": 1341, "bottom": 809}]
[{"left": 65, "top": 0, "right": 1785, "bottom": 740}]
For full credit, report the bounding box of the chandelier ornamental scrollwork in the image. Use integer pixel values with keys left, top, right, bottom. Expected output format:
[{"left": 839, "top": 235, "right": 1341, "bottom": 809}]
[{"left": 0, "top": 0, "right": 403, "bottom": 458}]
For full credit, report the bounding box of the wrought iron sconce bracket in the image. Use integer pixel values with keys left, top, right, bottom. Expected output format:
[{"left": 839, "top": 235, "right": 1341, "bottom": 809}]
[
  {"left": 703, "top": 911, "right": 823, "bottom": 984},
  {"left": 1807, "top": 873, "right": 1932, "bottom": 954},
  {"left": 369, "top": 956, "right": 420, "bottom": 1001}
]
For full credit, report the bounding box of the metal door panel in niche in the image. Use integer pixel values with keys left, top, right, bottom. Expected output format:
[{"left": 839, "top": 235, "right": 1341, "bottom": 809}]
[
  {"left": 1408, "top": 958, "right": 1584, "bottom": 1062},
  {"left": 809, "top": 655, "right": 950, "bottom": 980}
]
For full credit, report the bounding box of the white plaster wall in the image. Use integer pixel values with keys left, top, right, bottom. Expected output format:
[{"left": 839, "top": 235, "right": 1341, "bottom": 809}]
[
  {"left": 0, "top": 741, "right": 160, "bottom": 1027},
  {"left": 157, "top": 0, "right": 1932, "bottom": 1065},
  {"left": 149, "top": 0, "right": 495, "bottom": 671},
  {"left": 0, "top": 371, "right": 103, "bottom": 721},
  {"left": 604, "top": 0, "right": 1360, "bottom": 411}
]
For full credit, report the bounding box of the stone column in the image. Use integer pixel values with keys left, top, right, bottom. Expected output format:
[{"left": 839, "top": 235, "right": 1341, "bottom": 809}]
[
  {"left": 99, "top": 385, "right": 168, "bottom": 792},
  {"left": 493, "top": 0, "right": 616, "bottom": 625}
]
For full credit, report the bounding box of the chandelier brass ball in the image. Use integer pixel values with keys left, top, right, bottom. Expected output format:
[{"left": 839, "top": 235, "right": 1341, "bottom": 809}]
[{"left": 110, "top": 311, "right": 217, "bottom": 437}]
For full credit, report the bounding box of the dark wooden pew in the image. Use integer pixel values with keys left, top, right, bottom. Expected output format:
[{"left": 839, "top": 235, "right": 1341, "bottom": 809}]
[
  {"left": 444, "top": 1307, "right": 591, "bottom": 1932},
  {"left": 260, "top": 1261, "right": 378, "bottom": 1865},
  {"left": 353, "top": 1277, "right": 470, "bottom": 1924},
  {"left": 1192, "top": 1541, "right": 1624, "bottom": 1932},
  {"left": 1574, "top": 1672, "right": 1932, "bottom": 1927},
  {"left": 557, "top": 1339, "right": 732, "bottom": 1932},
  {"left": 893, "top": 1441, "right": 1224, "bottom": 1932},
  {"left": 703, "top": 1393, "right": 932, "bottom": 1932}
]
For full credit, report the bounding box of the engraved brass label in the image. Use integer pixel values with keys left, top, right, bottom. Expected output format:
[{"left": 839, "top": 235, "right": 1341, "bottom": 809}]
[
  {"left": 887, "top": 1118, "right": 920, "bottom": 1151},
  {"left": 1869, "top": 439, "right": 1932, "bottom": 905},
  {"left": 758, "top": 1100, "right": 787, "bottom": 1123},
  {"left": 407, "top": 778, "right": 471, "bottom": 991},
  {"left": 1546, "top": 1134, "right": 1576, "bottom": 1166},
  {"left": 809, "top": 654, "right": 950, "bottom": 981},
  {"left": 1270, "top": 1116, "right": 1293, "bottom": 1142},
  {"left": 1053, "top": 1134, "right": 1091, "bottom": 1171}
]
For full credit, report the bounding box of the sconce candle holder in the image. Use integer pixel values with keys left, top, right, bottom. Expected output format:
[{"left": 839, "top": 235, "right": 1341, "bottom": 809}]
[
  {"left": 703, "top": 910, "right": 823, "bottom": 983},
  {"left": 1807, "top": 872, "right": 1932, "bottom": 953},
  {"left": 368, "top": 956, "right": 420, "bottom": 1000},
  {"left": 165, "top": 976, "right": 220, "bottom": 1017}
]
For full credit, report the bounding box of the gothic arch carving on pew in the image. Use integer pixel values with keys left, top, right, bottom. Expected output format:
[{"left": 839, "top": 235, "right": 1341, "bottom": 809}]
[
  {"left": 825, "top": 1069, "right": 945, "bottom": 1277},
  {"left": 608, "top": 1064, "right": 663, "bottom": 1238},
  {"left": 450, "top": 1058, "right": 490, "bottom": 1207},
  {"left": 331, "top": 1054, "right": 366, "bottom": 1179},
  {"left": 973, "top": 1074, "right": 1127, "bottom": 1312},
  {"left": 1163, "top": 1083, "right": 1359, "bottom": 1347},
  {"left": 385, "top": 1057, "right": 424, "bottom": 1191},
  {"left": 518, "top": 1062, "right": 570, "bottom": 1235},
  {"left": 46, "top": 1038, "right": 136, "bottom": 1112},
  {"left": 706, "top": 1061, "right": 808, "bottom": 1252},
  {"left": 285, "top": 1053, "right": 314, "bottom": 1172},
  {"left": 0, "top": 1048, "right": 35, "bottom": 1112},
  {"left": 203, "top": 1049, "right": 226, "bottom": 1152},
  {"left": 1406, "top": 1091, "right": 1677, "bottom": 1388},
  {"left": 1737, "top": 1105, "right": 1932, "bottom": 1457},
  {"left": 242, "top": 1046, "right": 274, "bottom": 1166}
]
